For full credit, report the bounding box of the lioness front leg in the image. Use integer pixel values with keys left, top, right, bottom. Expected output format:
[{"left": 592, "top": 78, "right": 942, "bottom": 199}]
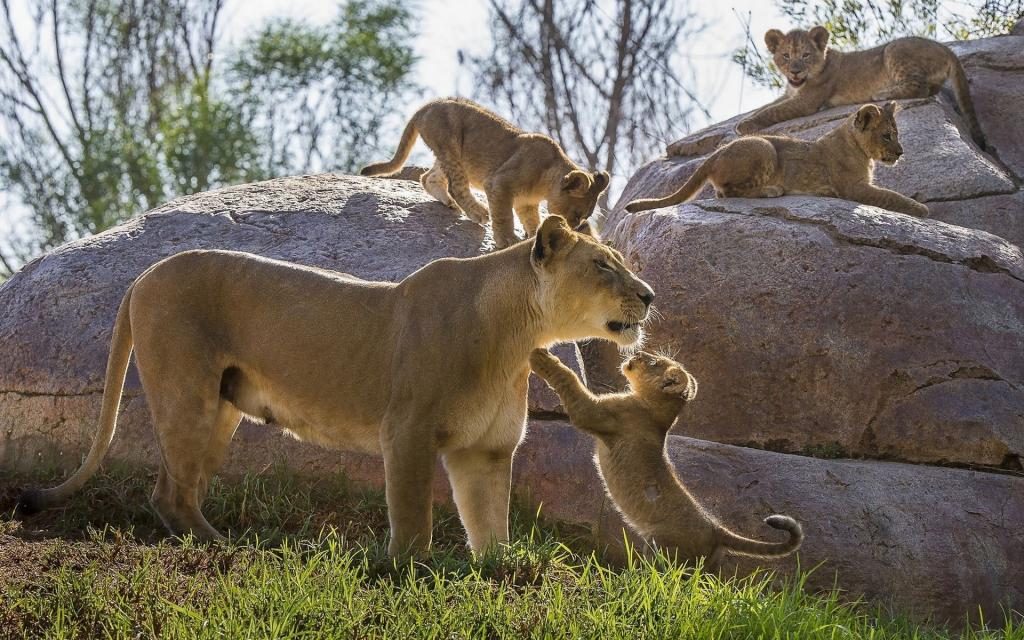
[
  {"left": 847, "top": 183, "right": 929, "bottom": 217},
  {"left": 381, "top": 416, "right": 438, "bottom": 557},
  {"left": 443, "top": 446, "right": 515, "bottom": 553}
]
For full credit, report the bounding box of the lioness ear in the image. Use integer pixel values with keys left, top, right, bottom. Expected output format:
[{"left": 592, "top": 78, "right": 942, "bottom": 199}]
[
  {"left": 854, "top": 104, "right": 882, "bottom": 131},
  {"left": 809, "top": 25, "right": 830, "bottom": 51},
  {"left": 591, "top": 171, "right": 610, "bottom": 194},
  {"left": 662, "top": 367, "right": 698, "bottom": 401},
  {"left": 764, "top": 28, "right": 785, "bottom": 53},
  {"left": 574, "top": 219, "right": 596, "bottom": 237},
  {"left": 882, "top": 101, "right": 898, "bottom": 117},
  {"left": 561, "top": 170, "right": 592, "bottom": 196},
  {"left": 532, "top": 215, "right": 575, "bottom": 265}
]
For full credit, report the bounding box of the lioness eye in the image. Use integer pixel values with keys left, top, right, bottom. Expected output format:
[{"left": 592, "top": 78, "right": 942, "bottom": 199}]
[
  {"left": 802, "top": 52, "right": 810, "bottom": 58},
  {"left": 883, "top": 133, "right": 892, "bottom": 141},
  {"left": 782, "top": 53, "right": 790, "bottom": 60},
  {"left": 595, "top": 260, "right": 613, "bottom": 272}
]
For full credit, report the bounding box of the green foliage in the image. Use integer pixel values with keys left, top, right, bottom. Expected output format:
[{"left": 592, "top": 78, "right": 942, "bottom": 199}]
[
  {"left": 230, "top": 0, "right": 419, "bottom": 175},
  {"left": 0, "top": 0, "right": 416, "bottom": 275},
  {"left": 734, "top": 1, "right": 1024, "bottom": 88},
  {"left": 2, "top": 466, "right": 1022, "bottom": 638}
]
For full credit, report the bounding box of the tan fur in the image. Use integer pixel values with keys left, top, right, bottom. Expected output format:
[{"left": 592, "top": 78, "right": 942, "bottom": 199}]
[
  {"left": 19, "top": 217, "right": 654, "bottom": 557},
  {"left": 735, "top": 26, "right": 986, "bottom": 148},
  {"left": 360, "top": 98, "right": 610, "bottom": 248},
  {"left": 529, "top": 348, "right": 803, "bottom": 566},
  {"left": 629, "top": 102, "right": 928, "bottom": 217}
]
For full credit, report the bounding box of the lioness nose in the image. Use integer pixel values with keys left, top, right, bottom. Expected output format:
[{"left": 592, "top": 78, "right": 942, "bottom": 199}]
[{"left": 638, "top": 290, "right": 655, "bottom": 307}]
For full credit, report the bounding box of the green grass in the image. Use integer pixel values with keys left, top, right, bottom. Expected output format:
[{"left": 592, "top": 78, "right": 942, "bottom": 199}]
[{"left": 1, "top": 465, "right": 1020, "bottom": 639}]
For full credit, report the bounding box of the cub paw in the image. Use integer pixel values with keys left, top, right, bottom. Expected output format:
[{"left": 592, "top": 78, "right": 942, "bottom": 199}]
[{"left": 529, "top": 348, "right": 559, "bottom": 372}]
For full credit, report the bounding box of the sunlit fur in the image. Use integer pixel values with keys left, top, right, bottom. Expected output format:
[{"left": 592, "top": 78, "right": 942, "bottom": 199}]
[{"left": 530, "top": 349, "right": 803, "bottom": 567}]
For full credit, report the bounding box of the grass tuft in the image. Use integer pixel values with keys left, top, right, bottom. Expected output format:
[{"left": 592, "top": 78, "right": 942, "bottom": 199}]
[{"left": 1, "top": 464, "right": 1021, "bottom": 639}]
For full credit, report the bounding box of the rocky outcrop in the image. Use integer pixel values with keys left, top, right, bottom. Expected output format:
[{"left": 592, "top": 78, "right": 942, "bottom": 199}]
[
  {"left": 0, "top": 174, "right": 577, "bottom": 470},
  {"left": 626, "top": 34, "right": 1024, "bottom": 249},
  {"left": 515, "top": 419, "right": 1024, "bottom": 627},
  {"left": 600, "top": 197, "right": 1024, "bottom": 467}
]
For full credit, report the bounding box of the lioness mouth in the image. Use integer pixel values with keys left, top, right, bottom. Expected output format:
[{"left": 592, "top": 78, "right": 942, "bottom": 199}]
[{"left": 607, "top": 320, "right": 639, "bottom": 333}]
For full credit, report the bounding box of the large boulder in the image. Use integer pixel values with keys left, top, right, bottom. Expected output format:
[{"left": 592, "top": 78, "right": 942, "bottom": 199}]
[
  {"left": 635, "top": 33, "right": 1024, "bottom": 249},
  {"left": 0, "top": 174, "right": 580, "bottom": 471},
  {"left": 601, "top": 197, "right": 1024, "bottom": 468},
  {"left": 515, "top": 419, "right": 1024, "bottom": 627}
]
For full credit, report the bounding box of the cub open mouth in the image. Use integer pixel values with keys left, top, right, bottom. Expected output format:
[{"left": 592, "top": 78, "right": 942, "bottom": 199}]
[
  {"left": 607, "top": 320, "right": 639, "bottom": 333},
  {"left": 788, "top": 77, "right": 805, "bottom": 87}
]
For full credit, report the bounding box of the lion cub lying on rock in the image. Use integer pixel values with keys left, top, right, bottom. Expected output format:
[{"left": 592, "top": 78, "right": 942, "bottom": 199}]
[
  {"left": 628, "top": 101, "right": 928, "bottom": 217},
  {"left": 361, "top": 97, "right": 609, "bottom": 249},
  {"left": 734, "top": 26, "right": 985, "bottom": 148},
  {"left": 530, "top": 348, "right": 803, "bottom": 566}
]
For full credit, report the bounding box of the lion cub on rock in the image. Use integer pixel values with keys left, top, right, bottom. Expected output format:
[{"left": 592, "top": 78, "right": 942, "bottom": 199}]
[
  {"left": 361, "top": 98, "right": 610, "bottom": 248},
  {"left": 628, "top": 102, "right": 928, "bottom": 217},
  {"left": 735, "top": 26, "right": 985, "bottom": 148},
  {"left": 529, "top": 348, "right": 803, "bottom": 566}
]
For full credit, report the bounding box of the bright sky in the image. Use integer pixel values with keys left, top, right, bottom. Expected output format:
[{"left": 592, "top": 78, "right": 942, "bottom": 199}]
[
  {"left": 1, "top": 1, "right": 788, "bottom": 252},
  {"left": 228, "top": 0, "right": 785, "bottom": 127}
]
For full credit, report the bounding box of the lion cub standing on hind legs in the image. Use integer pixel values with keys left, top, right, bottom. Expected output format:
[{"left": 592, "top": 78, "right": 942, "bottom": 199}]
[
  {"left": 732, "top": 25, "right": 986, "bottom": 148},
  {"left": 529, "top": 349, "right": 803, "bottom": 567},
  {"left": 629, "top": 101, "right": 929, "bottom": 217},
  {"left": 361, "top": 98, "right": 610, "bottom": 248}
]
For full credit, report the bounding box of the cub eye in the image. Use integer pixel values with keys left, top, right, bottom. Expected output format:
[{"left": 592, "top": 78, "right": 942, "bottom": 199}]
[
  {"left": 782, "top": 53, "right": 790, "bottom": 60},
  {"left": 594, "top": 260, "right": 613, "bottom": 272},
  {"left": 882, "top": 133, "right": 893, "bottom": 141},
  {"left": 802, "top": 52, "right": 810, "bottom": 58},
  {"left": 648, "top": 358, "right": 658, "bottom": 367}
]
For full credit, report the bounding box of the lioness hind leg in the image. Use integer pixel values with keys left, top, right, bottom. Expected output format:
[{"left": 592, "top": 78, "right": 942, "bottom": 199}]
[
  {"left": 443, "top": 447, "right": 513, "bottom": 554},
  {"left": 420, "top": 162, "right": 458, "bottom": 209},
  {"left": 147, "top": 387, "right": 231, "bottom": 542}
]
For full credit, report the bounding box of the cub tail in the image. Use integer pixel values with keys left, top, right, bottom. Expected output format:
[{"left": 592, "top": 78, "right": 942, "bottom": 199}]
[
  {"left": 360, "top": 112, "right": 421, "bottom": 177},
  {"left": 947, "top": 54, "right": 987, "bottom": 149},
  {"left": 624, "top": 153, "right": 715, "bottom": 213},
  {"left": 715, "top": 514, "right": 804, "bottom": 559},
  {"left": 17, "top": 286, "right": 135, "bottom": 515}
]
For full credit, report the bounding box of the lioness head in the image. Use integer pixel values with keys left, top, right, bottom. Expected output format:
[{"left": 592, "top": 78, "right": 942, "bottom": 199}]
[
  {"left": 852, "top": 102, "right": 903, "bottom": 164},
  {"left": 621, "top": 352, "right": 698, "bottom": 403},
  {"left": 532, "top": 215, "right": 653, "bottom": 346},
  {"left": 764, "top": 26, "right": 830, "bottom": 88},
  {"left": 547, "top": 170, "right": 611, "bottom": 229}
]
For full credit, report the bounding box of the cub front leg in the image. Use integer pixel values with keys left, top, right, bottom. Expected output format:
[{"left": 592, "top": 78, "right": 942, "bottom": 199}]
[
  {"left": 381, "top": 414, "right": 439, "bottom": 557},
  {"left": 516, "top": 203, "right": 541, "bottom": 237},
  {"left": 529, "top": 349, "right": 613, "bottom": 435},
  {"left": 735, "top": 93, "right": 824, "bottom": 134},
  {"left": 484, "top": 184, "right": 519, "bottom": 249},
  {"left": 443, "top": 445, "right": 515, "bottom": 554},
  {"left": 846, "top": 183, "right": 929, "bottom": 217}
]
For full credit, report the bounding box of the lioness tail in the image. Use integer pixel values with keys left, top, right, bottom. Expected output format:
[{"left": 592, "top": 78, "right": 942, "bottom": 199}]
[{"left": 18, "top": 285, "right": 135, "bottom": 515}]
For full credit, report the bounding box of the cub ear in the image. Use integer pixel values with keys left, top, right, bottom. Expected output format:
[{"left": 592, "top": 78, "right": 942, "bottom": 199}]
[
  {"left": 662, "top": 366, "right": 698, "bottom": 401},
  {"left": 561, "top": 170, "right": 593, "bottom": 196},
  {"left": 764, "top": 28, "right": 785, "bottom": 53},
  {"left": 574, "top": 219, "right": 597, "bottom": 237},
  {"left": 591, "top": 170, "right": 611, "bottom": 194},
  {"left": 854, "top": 104, "right": 882, "bottom": 131},
  {"left": 532, "top": 215, "right": 576, "bottom": 265},
  {"left": 809, "top": 25, "right": 830, "bottom": 51},
  {"left": 882, "top": 101, "right": 898, "bottom": 117}
]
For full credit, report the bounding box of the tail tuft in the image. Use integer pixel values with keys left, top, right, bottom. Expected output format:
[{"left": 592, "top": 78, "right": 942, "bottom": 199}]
[
  {"left": 359, "top": 166, "right": 375, "bottom": 177},
  {"left": 16, "top": 488, "right": 45, "bottom": 516}
]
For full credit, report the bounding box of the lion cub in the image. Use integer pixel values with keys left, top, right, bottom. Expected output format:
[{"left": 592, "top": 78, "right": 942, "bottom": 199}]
[
  {"left": 735, "top": 26, "right": 985, "bottom": 148},
  {"left": 361, "top": 98, "right": 609, "bottom": 249},
  {"left": 628, "top": 102, "right": 928, "bottom": 217},
  {"left": 529, "top": 348, "right": 803, "bottom": 566}
]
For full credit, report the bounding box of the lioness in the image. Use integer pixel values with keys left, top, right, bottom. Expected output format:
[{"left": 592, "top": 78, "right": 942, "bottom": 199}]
[
  {"left": 629, "top": 102, "right": 928, "bottom": 217},
  {"left": 19, "top": 216, "right": 654, "bottom": 557},
  {"left": 735, "top": 26, "right": 985, "bottom": 148},
  {"left": 530, "top": 348, "right": 803, "bottom": 566},
  {"left": 360, "top": 98, "right": 610, "bottom": 249}
]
